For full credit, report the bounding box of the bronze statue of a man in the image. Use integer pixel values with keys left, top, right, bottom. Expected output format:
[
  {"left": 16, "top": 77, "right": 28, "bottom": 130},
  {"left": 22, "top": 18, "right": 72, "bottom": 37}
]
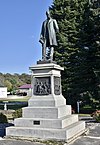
[{"left": 39, "top": 11, "right": 59, "bottom": 61}]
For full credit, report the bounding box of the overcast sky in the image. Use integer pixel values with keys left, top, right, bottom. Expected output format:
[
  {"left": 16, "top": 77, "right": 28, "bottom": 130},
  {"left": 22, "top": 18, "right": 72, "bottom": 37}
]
[{"left": 0, "top": 0, "right": 53, "bottom": 74}]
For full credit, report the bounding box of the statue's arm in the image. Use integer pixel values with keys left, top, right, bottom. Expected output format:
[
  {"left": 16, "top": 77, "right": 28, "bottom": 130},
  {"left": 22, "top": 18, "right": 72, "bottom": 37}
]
[
  {"left": 39, "top": 22, "right": 45, "bottom": 44},
  {"left": 53, "top": 19, "right": 59, "bottom": 32}
]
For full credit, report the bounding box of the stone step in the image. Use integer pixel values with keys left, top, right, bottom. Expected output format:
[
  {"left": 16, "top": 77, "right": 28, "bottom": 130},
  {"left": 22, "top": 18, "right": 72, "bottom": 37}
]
[
  {"left": 28, "top": 98, "right": 66, "bottom": 107},
  {"left": 22, "top": 105, "right": 71, "bottom": 119},
  {"left": 14, "top": 115, "right": 78, "bottom": 129},
  {"left": 28, "top": 95, "right": 66, "bottom": 107},
  {"left": 6, "top": 121, "right": 85, "bottom": 142},
  {"left": 29, "top": 99, "right": 55, "bottom": 107}
]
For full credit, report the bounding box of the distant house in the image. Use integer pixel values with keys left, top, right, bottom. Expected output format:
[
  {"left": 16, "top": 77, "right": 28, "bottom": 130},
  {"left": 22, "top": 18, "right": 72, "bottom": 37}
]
[
  {"left": 0, "top": 86, "right": 7, "bottom": 98},
  {"left": 18, "top": 84, "right": 32, "bottom": 96}
]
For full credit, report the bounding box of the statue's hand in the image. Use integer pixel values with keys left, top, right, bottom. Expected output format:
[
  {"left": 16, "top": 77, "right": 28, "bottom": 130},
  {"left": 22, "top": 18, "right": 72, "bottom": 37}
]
[{"left": 39, "top": 38, "right": 44, "bottom": 44}]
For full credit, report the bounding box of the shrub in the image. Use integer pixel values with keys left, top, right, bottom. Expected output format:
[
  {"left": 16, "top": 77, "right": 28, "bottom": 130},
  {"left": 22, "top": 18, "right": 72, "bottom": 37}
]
[
  {"left": 91, "top": 110, "right": 100, "bottom": 122},
  {"left": 0, "top": 113, "right": 8, "bottom": 123},
  {"left": 12, "top": 108, "right": 22, "bottom": 119}
]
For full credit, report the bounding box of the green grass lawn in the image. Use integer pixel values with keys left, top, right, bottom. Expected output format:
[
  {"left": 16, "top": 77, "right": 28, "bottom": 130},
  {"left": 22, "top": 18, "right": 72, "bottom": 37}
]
[
  {"left": 79, "top": 114, "right": 91, "bottom": 117},
  {"left": 0, "top": 96, "right": 31, "bottom": 102}
]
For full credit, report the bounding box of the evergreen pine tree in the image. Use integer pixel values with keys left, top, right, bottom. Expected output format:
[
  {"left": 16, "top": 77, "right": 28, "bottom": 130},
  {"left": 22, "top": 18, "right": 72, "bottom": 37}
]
[
  {"left": 77, "top": 0, "right": 100, "bottom": 106},
  {"left": 50, "top": 0, "right": 89, "bottom": 109},
  {"left": 50, "top": 0, "right": 100, "bottom": 110}
]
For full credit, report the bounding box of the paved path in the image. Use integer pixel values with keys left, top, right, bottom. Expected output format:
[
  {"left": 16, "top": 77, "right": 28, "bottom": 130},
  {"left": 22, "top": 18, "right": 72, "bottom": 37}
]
[
  {"left": 0, "top": 123, "right": 100, "bottom": 145},
  {"left": 69, "top": 123, "right": 100, "bottom": 145},
  {"left": 0, "top": 139, "right": 44, "bottom": 145}
]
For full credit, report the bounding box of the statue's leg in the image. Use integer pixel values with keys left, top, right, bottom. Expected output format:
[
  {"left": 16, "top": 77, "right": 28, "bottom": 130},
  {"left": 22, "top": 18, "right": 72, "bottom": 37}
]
[
  {"left": 50, "top": 47, "right": 54, "bottom": 61},
  {"left": 42, "top": 43, "right": 46, "bottom": 60}
]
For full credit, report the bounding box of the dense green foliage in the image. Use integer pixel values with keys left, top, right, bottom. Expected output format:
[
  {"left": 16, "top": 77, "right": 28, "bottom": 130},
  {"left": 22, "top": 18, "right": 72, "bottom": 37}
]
[
  {"left": 50, "top": 0, "right": 100, "bottom": 110},
  {"left": 0, "top": 73, "right": 31, "bottom": 92},
  {"left": 0, "top": 113, "right": 8, "bottom": 123},
  {"left": 12, "top": 108, "right": 22, "bottom": 119}
]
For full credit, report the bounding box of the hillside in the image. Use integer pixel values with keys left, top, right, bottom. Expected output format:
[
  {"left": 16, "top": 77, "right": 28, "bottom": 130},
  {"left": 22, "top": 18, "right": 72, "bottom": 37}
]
[{"left": 0, "top": 73, "right": 31, "bottom": 92}]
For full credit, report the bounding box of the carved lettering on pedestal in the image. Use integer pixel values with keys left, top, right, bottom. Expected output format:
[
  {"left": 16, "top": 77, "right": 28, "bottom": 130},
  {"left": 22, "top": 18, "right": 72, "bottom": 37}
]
[
  {"left": 34, "top": 77, "right": 51, "bottom": 95},
  {"left": 54, "top": 77, "right": 61, "bottom": 95}
]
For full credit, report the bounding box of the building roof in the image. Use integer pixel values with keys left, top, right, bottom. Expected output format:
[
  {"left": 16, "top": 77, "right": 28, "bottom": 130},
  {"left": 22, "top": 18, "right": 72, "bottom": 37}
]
[{"left": 19, "top": 84, "right": 32, "bottom": 89}]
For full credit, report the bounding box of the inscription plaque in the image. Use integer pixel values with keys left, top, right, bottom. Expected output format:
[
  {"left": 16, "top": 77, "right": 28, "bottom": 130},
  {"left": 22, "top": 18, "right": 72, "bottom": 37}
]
[{"left": 33, "top": 120, "right": 40, "bottom": 125}]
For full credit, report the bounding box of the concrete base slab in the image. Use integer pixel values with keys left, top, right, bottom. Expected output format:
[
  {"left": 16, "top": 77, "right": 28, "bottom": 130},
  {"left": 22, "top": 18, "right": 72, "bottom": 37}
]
[{"left": 6, "top": 121, "right": 85, "bottom": 142}]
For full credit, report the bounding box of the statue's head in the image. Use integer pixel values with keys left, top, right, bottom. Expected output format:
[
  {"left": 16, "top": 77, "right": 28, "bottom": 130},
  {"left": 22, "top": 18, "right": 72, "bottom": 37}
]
[{"left": 46, "top": 11, "right": 51, "bottom": 19}]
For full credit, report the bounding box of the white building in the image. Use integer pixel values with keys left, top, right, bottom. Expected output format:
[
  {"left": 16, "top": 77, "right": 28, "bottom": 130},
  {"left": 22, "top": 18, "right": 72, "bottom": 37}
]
[{"left": 0, "top": 86, "right": 7, "bottom": 98}]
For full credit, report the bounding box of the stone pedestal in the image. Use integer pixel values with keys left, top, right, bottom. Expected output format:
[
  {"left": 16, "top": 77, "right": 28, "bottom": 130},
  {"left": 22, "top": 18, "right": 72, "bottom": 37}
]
[{"left": 6, "top": 63, "right": 85, "bottom": 142}]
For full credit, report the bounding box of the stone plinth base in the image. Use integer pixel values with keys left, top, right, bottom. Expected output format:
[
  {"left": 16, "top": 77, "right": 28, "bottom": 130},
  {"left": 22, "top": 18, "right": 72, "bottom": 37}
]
[{"left": 6, "top": 63, "right": 85, "bottom": 142}]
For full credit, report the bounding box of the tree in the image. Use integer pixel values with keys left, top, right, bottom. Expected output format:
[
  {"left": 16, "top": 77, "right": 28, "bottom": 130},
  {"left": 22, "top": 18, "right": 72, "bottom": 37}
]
[
  {"left": 19, "top": 73, "right": 31, "bottom": 84},
  {"left": 50, "top": 0, "right": 100, "bottom": 109},
  {"left": 4, "top": 80, "right": 12, "bottom": 92},
  {"left": 50, "top": 0, "right": 89, "bottom": 109},
  {"left": 77, "top": 0, "right": 100, "bottom": 104},
  {"left": 0, "top": 73, "right": 31, "bottom": 93}
]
